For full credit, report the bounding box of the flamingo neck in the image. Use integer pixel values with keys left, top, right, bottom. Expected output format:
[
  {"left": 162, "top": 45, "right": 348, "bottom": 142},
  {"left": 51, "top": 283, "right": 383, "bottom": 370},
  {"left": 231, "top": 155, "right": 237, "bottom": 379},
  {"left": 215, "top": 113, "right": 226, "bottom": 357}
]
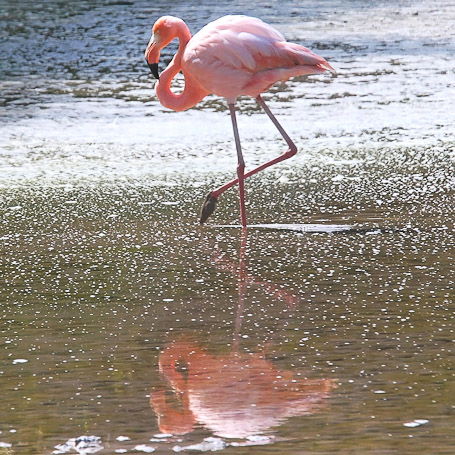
[{"left": 155, "top": 23, "right": 208, "bottom": 112}]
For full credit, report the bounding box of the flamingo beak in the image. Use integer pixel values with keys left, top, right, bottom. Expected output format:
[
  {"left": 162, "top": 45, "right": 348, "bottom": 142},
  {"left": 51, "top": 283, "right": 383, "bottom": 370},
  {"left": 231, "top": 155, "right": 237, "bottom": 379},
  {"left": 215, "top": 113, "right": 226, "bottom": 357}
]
[
  {"left": 145, "top": 36, "right": 160, "bottom": 80},
  {"left": 147, "top": 62, "right": 160, "bottom": 80}
]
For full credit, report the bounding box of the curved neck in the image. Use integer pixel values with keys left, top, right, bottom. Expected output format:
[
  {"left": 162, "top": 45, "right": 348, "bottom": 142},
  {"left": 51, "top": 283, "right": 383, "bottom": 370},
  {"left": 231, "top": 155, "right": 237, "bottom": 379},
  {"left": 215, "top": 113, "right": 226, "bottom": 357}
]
[{"left": 155, "top": 23, "right": 208, "bottom": 112}]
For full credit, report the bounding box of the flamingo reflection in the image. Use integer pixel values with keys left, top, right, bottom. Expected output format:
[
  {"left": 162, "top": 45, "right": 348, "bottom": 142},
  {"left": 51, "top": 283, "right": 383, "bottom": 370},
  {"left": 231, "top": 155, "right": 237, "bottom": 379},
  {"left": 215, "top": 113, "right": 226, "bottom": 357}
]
[
  {"left": 151, "top": 231, "right": 336, "bottom": 438},
  {"left": 151, "top": 340, "right": 335, "bottom": 438}
]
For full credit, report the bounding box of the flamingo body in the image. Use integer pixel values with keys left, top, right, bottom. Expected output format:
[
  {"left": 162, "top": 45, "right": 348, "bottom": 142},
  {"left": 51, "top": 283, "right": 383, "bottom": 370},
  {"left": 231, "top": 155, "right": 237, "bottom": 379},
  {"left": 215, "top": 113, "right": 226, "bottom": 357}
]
[
  {"left": 182, "top": 15, "right": 334, "bottom": 101},
  {"left": 145, "top": 15, "right": 335, "bottom": 227}
]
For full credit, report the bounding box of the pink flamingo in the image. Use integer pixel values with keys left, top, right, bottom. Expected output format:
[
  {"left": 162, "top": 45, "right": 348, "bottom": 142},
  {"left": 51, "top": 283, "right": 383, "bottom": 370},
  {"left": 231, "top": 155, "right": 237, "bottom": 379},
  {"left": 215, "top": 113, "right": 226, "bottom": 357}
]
[{"left": 145, "top": 15, "right": 335, "bottom": 228}]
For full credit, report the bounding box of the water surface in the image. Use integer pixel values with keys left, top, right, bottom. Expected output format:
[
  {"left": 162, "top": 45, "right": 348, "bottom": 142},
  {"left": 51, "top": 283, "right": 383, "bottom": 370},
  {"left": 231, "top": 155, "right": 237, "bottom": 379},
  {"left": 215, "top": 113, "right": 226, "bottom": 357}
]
[{"left": 1, "top": 1, "right": 455, "bottom": 454}]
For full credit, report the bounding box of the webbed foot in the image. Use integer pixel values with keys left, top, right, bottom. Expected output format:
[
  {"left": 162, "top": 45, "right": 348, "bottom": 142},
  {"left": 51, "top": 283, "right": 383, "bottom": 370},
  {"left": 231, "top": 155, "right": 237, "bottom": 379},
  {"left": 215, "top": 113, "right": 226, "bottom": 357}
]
[{"left": 200, "top": 192, "right": 218, "bottom": 224}]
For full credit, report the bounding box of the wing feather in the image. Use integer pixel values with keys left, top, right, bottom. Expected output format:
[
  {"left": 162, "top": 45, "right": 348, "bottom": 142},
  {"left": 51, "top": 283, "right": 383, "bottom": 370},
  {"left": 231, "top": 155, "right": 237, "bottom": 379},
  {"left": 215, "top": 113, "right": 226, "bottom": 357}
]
[{"left": 182, "top": 15, "right": 334, "bottom": 99}]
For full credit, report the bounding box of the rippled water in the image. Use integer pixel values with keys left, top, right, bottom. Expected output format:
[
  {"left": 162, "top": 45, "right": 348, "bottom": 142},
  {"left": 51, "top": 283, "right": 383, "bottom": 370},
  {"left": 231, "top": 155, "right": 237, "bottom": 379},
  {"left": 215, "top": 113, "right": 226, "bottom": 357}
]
[
  {"left": 1, "top": 0, "right": 455, "bottom": 454},
  {"left": 2, "top": 0, "right": 454, "bottom": 185}
]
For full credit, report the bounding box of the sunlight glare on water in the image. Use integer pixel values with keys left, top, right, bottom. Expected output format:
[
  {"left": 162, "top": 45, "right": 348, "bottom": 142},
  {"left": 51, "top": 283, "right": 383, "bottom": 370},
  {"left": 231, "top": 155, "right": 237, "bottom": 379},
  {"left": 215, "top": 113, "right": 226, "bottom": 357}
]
[{"left": 1, "top": 0, "right": 455, "bottom": 454}]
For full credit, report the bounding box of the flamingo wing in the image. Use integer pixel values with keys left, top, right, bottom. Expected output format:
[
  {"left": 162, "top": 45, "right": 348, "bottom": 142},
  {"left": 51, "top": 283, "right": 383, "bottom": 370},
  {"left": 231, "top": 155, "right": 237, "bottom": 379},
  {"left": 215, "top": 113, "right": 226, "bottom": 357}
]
[{"left": 182, "top": 15, "right": 334, "bottom": 100}]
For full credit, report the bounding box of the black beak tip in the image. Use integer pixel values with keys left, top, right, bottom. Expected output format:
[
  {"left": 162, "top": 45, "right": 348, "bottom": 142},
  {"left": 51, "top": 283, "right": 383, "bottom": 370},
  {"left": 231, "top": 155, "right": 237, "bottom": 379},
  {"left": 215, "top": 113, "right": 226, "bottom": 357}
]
[{"left": 147, "top": 61, "right": 160, "bottom": 80}]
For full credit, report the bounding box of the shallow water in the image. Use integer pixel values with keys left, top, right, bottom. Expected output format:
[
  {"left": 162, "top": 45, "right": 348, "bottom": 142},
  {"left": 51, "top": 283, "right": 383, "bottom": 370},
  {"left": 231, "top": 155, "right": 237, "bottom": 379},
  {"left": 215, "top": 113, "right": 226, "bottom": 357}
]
[{"left": 1, "top": 0, "right": 455, "bottom": 454}]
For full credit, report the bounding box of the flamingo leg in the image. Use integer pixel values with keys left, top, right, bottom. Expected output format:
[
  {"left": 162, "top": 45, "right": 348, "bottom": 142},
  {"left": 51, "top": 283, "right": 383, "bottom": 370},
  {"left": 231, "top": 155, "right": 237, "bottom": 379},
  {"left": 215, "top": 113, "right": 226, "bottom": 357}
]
[
  {"left": 229, "top": 103, "right": 247, "bottom": 228},
  {"left": 199, "top": 95, "right": 297, "bottom": 224}
]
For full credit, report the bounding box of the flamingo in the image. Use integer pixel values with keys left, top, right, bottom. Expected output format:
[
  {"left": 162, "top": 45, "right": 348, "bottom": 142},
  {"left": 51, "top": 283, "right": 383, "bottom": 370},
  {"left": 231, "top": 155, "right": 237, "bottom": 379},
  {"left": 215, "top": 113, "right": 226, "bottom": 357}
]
[{"left": 144, "top": 15, "right": 335, "bottom": 228}]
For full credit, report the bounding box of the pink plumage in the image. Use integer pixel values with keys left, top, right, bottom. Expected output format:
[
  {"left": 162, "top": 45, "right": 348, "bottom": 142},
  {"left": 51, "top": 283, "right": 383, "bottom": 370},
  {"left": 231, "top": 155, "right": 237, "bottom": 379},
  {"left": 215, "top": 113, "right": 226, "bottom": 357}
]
[
  {"left": 182, "top": 15, "right": 335, "bottom": 100},
  {"left": 145, "top": 15, "right": 335, "bottom": 227}
]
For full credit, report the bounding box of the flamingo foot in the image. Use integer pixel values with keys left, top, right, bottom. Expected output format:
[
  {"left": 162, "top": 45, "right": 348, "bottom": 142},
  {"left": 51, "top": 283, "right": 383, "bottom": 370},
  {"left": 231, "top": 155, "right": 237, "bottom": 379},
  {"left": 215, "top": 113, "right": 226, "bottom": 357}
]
[{"left": 200, "top": 192, "right": 218, "bottom": 224}]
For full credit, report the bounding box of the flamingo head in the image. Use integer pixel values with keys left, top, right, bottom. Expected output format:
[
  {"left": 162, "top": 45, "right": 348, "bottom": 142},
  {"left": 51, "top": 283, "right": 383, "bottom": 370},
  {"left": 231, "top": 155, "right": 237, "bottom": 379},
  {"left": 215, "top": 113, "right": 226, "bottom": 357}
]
[{"left": 145, "top": 16, "right": 187, "bottom": 80}]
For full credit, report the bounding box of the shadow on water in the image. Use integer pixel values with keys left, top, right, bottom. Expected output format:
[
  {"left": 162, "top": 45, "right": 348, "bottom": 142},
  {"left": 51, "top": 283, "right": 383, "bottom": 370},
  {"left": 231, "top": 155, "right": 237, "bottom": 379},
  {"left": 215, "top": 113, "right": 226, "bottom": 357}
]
[
  {"left": 215, "top": 223, "right": 407, "bottom": 235},
  {"left": 216, "top": 223, "right": 354, "bottom": 233}
]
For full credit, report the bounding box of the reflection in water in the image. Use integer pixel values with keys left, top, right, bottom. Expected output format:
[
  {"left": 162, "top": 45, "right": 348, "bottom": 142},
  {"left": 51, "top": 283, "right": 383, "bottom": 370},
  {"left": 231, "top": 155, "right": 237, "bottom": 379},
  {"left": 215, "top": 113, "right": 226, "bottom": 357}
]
[
  {"left": 151, "top": 341, "right": 335, "bottom": 438},
  {"left": 151, "top": 231, "right": 336, "bottom": 439}
]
